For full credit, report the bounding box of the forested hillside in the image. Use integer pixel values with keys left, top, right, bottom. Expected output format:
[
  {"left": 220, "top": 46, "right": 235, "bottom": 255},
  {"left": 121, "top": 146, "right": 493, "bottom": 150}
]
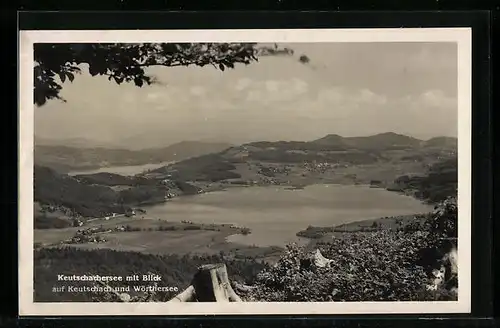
[
  {"left": 388, "top": 157, "right": 457, "bottom": 204},
  {"left": 34, "top": 165, "right": 167, "bottom": 218}
]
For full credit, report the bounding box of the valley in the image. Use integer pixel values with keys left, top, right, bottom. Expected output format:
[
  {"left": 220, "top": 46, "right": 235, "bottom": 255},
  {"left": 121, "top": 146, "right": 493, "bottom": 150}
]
[
  {"left": 33, "top": 132, "right": 458, "bottom": 302},
  {"left": 34, "top": 132, "right": 457, "bottom": 252}
]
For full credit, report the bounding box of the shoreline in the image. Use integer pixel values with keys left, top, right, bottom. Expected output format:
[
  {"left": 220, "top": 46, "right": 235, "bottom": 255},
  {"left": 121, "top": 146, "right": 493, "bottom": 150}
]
[
  {"left": 136, "top": 182, "right": 434, "bottom": 248},
  {"left": 36, "top": 164, "right": 443, "bottom": 263},
  {"left": 66, "top": 161, "right": 173, "bottom": 176},
  {"left": 143, "top": 180, "right": 429, "bottom": 208},
  {"left": 35, "top": 212, "right": 283, "bottom": 264},
  {"left": 295, "top": 212, "right": 431, "bottom": 241}
]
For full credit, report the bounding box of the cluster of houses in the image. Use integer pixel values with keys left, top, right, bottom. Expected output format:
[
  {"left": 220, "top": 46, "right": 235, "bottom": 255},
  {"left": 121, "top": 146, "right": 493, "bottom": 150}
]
[
  {"left": 65, "top": 227, "right": 110, "bottom": 244},
  {"left": 66, "top": 234, "right": 107, "bottom": 244},
  {"left": 102, "top": 208, "right": 143, "bottom": 220},
  {"left": 160, "top": 178, "right": 181, "bottom": 199},
  {"left": 63, "top": 222, "right": 145, "bottom": 245},
  {"left": 258, "top": 176, "right": 281, "bottom": 185},
  {"left": 257, "top": 164, "right": 291, "bottom": 177},
  {"left": 72, "top": 218, "right": 84, "bottom": 227},
  {"left": 165, "top": 192, "right": 177, "bottom": 200},
  {"left": 125, "top": 209, "right": 136, "bottom": 217},
  {"left": 301, "top": 161, "right": 338, "bottom": 174},
  {"left": 113, "top": 225, "right": 141, "bottom": 232}
]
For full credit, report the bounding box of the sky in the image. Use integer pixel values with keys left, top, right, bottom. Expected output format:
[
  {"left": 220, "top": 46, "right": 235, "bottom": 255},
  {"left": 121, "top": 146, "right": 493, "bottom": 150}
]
[{"left": 35, "top": 42, "right": 458, "bottom": 150}]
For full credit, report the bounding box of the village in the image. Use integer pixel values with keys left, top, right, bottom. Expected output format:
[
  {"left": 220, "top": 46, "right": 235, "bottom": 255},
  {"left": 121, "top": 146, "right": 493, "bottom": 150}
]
[{"left": 59, "top": 211, "right": 253, "bottom": 246}]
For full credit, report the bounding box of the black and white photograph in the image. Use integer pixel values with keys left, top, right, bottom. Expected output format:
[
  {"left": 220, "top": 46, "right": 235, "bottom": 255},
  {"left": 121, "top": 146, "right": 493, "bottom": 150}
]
[{"left": 19, "top": 29, "right": 471, "bottom": 315}]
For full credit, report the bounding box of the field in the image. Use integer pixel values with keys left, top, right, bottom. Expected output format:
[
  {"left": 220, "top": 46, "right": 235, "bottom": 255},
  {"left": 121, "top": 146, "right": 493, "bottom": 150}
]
[
  {"left": 35, "top": 214, "right": 283, "bottom": 263},
  {"left": 297, "top": 213, "right": 431, "bottom": 240},
  {"left": 214, "top": 159, "right": 432, "bottom": 189}
]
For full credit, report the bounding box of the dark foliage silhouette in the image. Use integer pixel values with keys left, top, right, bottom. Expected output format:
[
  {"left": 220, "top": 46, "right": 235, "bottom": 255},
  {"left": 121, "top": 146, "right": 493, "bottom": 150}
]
[{"left": 34, "top": 43, "right": 296, "bottom": 106}]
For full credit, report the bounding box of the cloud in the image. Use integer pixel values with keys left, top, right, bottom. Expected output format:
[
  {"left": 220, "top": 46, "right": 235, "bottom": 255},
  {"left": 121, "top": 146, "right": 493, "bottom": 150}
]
[
  {"left": 292, "top": 78, "right": 309, "bottom": 94},
  {"left": 239, "top": 78, "right": 310, "bottom": 104},
  {"left": 316, "top": 87, "right": 344, "bottom": 104},
  {"left": 146, "top": 93, "right": 160, "bottom": 101},
  {"left": 358, "top": 89, "right": 387, "bottom": 105},
  {"left": 420, "top": 90, "right": 456, "bottom": 109},
  {"left": 36, "top": 42, "right": 458, "bottom": 147},
  {"left": 117, "top": 76, "right": 457, "bottom": 140},
  {"left": 234, "top": 78, "right": 253, "bottom": 91},
  {"left": 190, "top": 86, "right": 206, "bottom": 97},
  {"left": 265, "top": 80, "right": 280, "bottom": 93}
]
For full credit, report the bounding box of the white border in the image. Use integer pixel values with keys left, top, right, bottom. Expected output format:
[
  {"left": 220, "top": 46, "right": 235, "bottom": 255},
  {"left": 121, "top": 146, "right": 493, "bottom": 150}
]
[{"left": 19, "top": 28, "right": 472, "bottom": 316}]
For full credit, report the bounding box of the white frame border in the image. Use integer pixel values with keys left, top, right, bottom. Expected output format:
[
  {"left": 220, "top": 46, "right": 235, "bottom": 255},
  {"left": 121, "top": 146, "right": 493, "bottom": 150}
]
[{"left": 18, "top": 28, "right": 472, "bottom": 316}]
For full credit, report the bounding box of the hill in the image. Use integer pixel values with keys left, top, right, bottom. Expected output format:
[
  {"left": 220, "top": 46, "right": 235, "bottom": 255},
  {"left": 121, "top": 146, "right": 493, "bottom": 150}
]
[
  {"left": 34, "top": 165, "right": 126, "bottom": 218},
  {"left": 33, "top": 163, "right": 207, "bottom": 223},
  {"left": 311, "top": 132, "right": 424, "bottom": 150},
  {"left": 147, "top": 133, "right": 457, "bottom": 186},
  {"left": 34, "top": 132, "right": 457, "bottom": 223},
  {"left": 142, "top": 141, "right": 233, "bottom": 162},
  {"left": 387, "top": 157, "right": 457, "bottom": 203},
  {"left": 35, "top": 136, "right": 112, "bottom": 148},
  {"left": 310, "top": 133, "right": 346, "bottom": 146},
  {"left": 149, "top": 153, "right": 242, "bottom": 182},
  {"left": 34, "top": 165, "right": 169, "bottom": 219},
  {"left": 236, "top": 132, "right": 455, "bottom": 163},
  {"left": 34, "top": 141, "right": 233, "bottom": 173},
  {"left": 421, "top": 136, "right": 458, "bottom": 149},
  {"left": 343, "top": 132, "right": 423, "bottom": 150}
]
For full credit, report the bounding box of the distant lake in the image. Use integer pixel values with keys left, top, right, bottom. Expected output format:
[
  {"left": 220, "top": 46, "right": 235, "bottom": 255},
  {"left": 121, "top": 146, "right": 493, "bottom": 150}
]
[
  {"left": 68, "top": 162, "right": 173, "bottom": 176},
  {"left": 143, "top": 184, "right": 434, "bottom": 247}
]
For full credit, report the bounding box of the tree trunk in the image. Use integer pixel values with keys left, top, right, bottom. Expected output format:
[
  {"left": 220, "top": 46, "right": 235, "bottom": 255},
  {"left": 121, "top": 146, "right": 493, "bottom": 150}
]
[
  {"left": 191, "top": 263, "right": 242, "bottom": 302},
  {"left": 168, "top": 285, "right": 195, "bottom": 302}
]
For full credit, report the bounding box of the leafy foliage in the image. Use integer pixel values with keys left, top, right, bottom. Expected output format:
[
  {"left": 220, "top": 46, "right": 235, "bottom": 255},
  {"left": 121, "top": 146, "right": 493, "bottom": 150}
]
[
  {"left": 248, "top": 198, "right": 458, "bottom": 302},
  {"left": 405, "top": 197, "right": 458, "bottom": 275},
  {"left": 299, "top": 55, "right": 310, "bottom": 64},
  {"left": 34, "top": 43, "right": 297, "bottom": 106}
]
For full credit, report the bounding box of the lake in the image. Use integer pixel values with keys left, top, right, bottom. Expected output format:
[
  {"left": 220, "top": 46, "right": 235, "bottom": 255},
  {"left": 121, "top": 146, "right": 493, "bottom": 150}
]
[
  {"left": 143, "top": 184, "right": 434, "bottom": 247},
  {"left": 68, "top": 162, "right": 173, "bottom": 176}
]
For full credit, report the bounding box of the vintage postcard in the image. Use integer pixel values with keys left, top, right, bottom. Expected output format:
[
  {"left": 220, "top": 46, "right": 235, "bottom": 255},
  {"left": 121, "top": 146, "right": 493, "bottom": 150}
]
[{"left": 19, "top": 28, "right": 471, "bottom": 316}]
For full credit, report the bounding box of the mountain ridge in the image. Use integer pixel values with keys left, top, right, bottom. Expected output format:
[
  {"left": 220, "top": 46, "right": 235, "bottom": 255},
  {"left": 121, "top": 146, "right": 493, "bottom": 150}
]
[
  {"left": 34, "top": 132, "right": 457, "bottom": 174},
  {"left": 35, "top": 141, "right": 233, "bottom": 173}
]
